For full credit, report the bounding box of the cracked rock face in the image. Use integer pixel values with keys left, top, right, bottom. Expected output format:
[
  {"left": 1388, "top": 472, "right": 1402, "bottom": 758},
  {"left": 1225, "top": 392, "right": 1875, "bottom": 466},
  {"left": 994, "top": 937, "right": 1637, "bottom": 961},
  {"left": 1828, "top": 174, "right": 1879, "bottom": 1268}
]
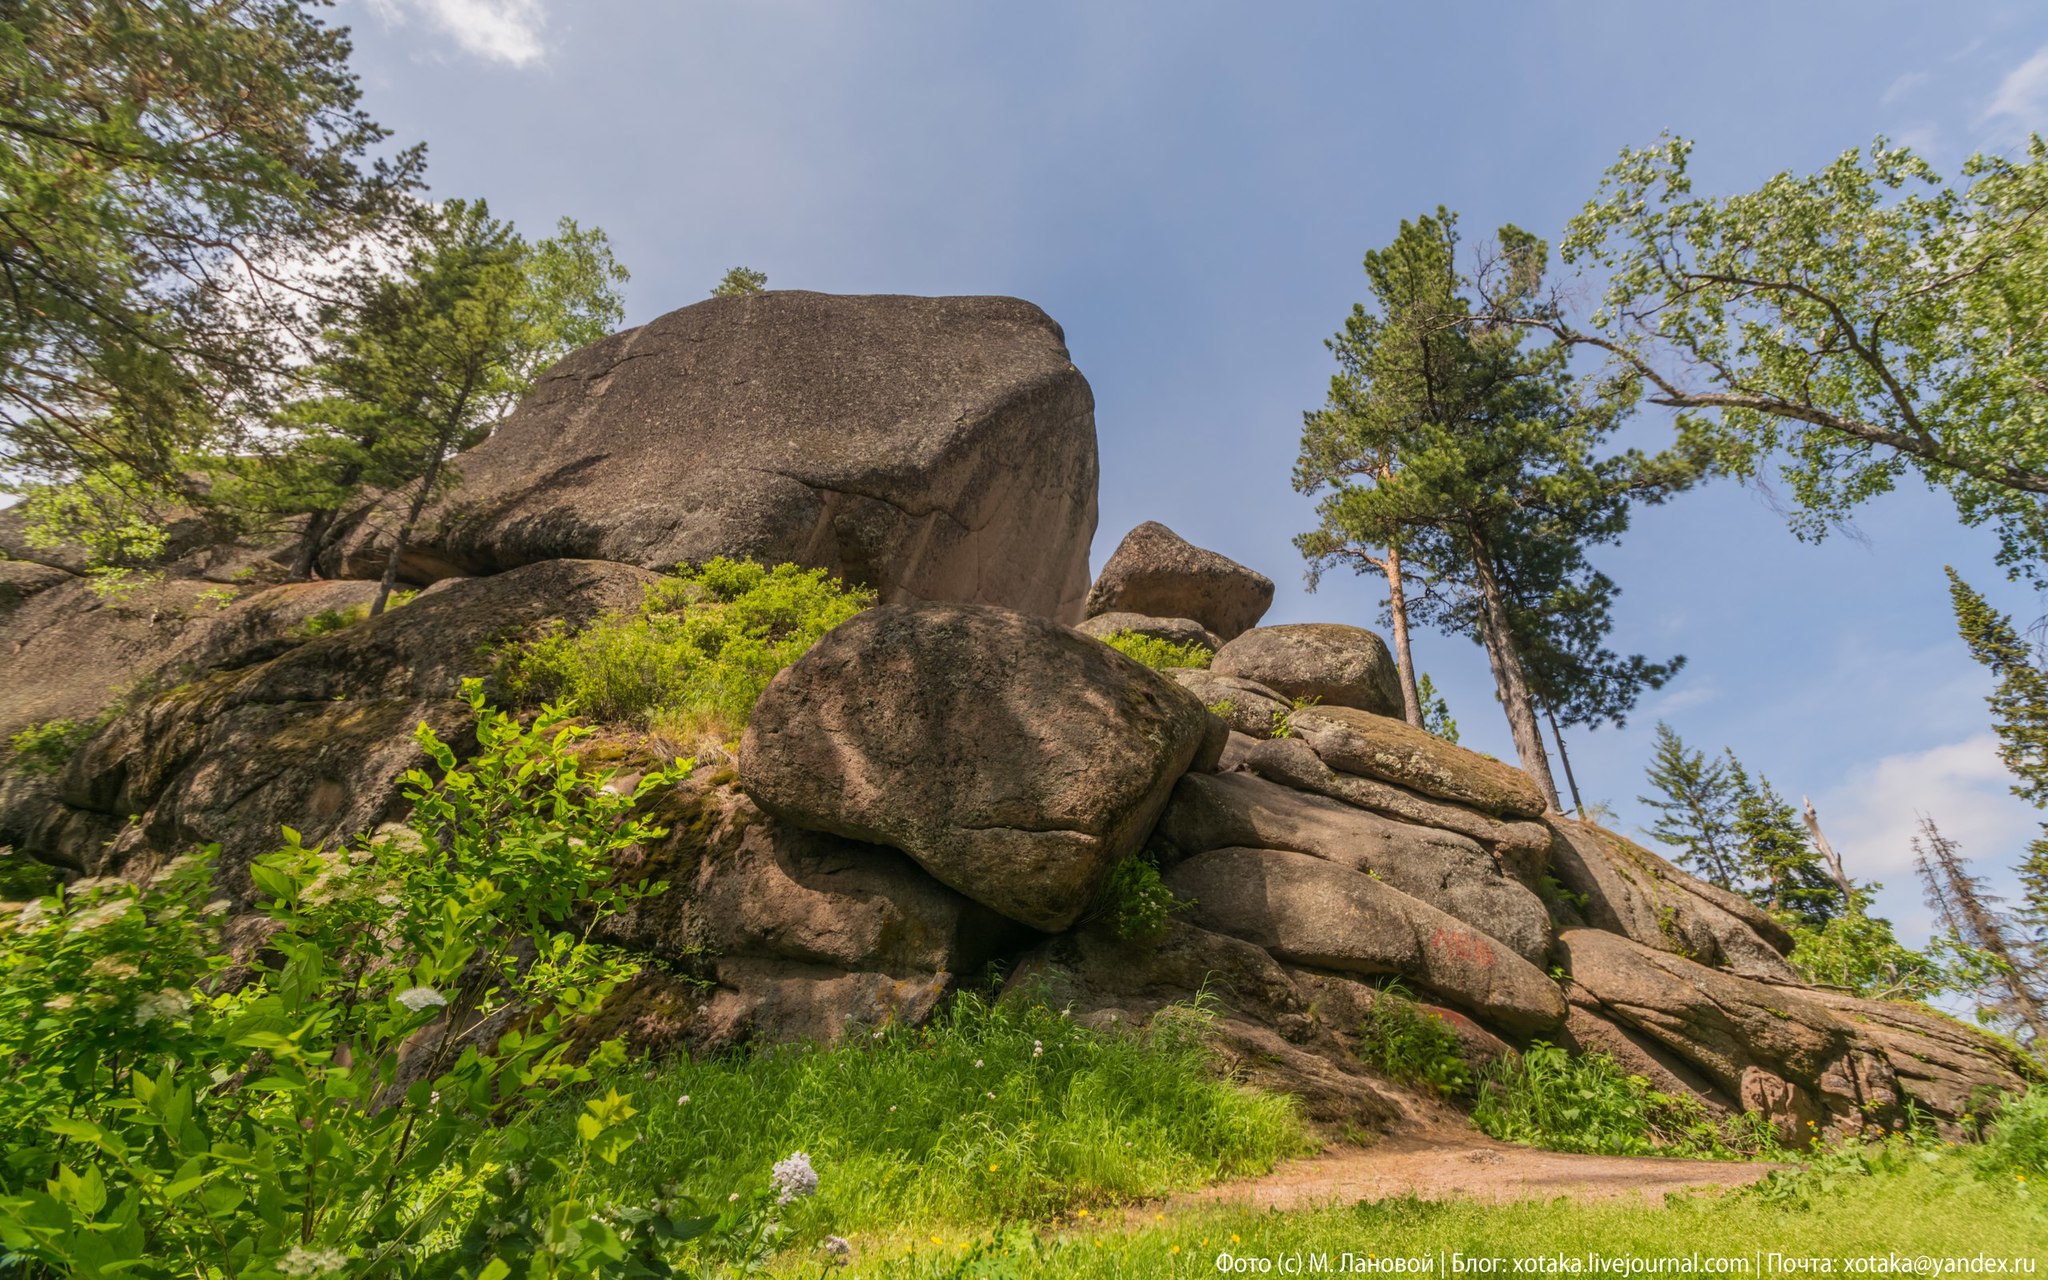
[
  {"left": 738, "top": 603, "right": 1218, "bottom": 932},
  {"left": 329, "top": 292, "right": 1100, "bottom": 622}
]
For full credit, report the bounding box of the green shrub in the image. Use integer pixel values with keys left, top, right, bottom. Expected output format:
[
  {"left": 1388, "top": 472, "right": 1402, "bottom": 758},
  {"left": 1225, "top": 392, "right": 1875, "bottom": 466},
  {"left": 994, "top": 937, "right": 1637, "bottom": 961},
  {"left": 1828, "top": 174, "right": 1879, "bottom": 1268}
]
[
  {"left": 531, "top": 992, "right": 1309, "bottom": 1234},
  {"left": 1975, "top": 1088, "right": 2048, "bottom": 1180},
  {"left": 5, "top": 717, "right": 93, "bottom": 775},
  {"left": 1473, "top": 1041, "right": 1784, "bottom": 1159},
  {"left": 1089, "top": 856, "right": 1189, "bottom": 940},
  {"left": 0, "top": 682, "right": 780, "bottom": 1276},
  {"left": 1097, "top": 630, "right": 1212, "bottom": 671},
  {"left": 296, "top": 603, "right": 367, "bottom": 636},
  {"left": 500, "top": 557, "right": 873, "bottom": 738},
  {"left": 1788, "top": 892, "right": 1982, "bottom": 1002},
  {"left": 1353, "top": 983, "right": 1470, "bottom": 1097}
]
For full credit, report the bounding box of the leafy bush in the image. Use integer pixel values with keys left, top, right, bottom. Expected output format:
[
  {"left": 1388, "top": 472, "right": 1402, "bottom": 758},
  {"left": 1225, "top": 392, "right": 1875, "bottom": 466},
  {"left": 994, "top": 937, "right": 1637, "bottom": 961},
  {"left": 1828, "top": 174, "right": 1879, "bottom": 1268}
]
[
  {"left": 1089, "top": 856, "right": 1189, "bottom": 940},
  {"left": 532, "top": 992, "right": 1309, "bottom": 1234},
  {"left": 4, "top": 717, "right": 93, "bottom": 775},
  {"left": 500, "top": 557, "right": 872, "bottom": 738},
  {"left": 1097, "top": 630, "right": 1212, "bottom": 671},
  {"left": 1974, "top": 1088, "right": 2048, "bottom": 1180},
  {"left": 296, "top": 603, "right": 368, "bottom": 636},
  {"left": 1353, "top": 983, "right": 1470, "bottom": 1097},
  {"left": 1473, "top": 1041, "right": 1784, "bottom": 1159},
  {"left": 0, "top": 682, "right": 779, "bottom": 1276},
  {"left": 1788, "top": 891, "right": 1993, "bottom": 1003}
]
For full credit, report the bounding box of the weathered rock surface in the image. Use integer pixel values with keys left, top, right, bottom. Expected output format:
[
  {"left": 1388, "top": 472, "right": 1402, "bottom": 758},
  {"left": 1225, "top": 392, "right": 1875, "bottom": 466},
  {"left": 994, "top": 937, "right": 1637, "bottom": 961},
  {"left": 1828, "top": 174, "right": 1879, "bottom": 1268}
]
[
  {"left": 602, "top": 780, "right": 1020, "bottom": 978},
  {"left": 1211, "top": 623, "right": 1403, "bottom": 717},
  {"left": 11, "top": 560, "right": 656, "bottom": 888},
  {"left": 1803, "top": 988, "right": 2041, "bottom": 1122},
  {"left": 1546, "top": 819, "right": 1798, "bottom": 981},
  {"left": 1084, "top": 522, "right": 1273, "bottom": 640},
  {"left": 1074, "top": 611, "right": 1223, "bottom": 653},
  {"left": 1245, "top": 736, "right": 1553, "bottom": 882},
  {"left": 1286, "top": 706, "right": 1549, "bottom": 819},
  {"left": 1159, "top": 668, "right": 1291, "bottom": 738},
  {"left": 1154, "top": 770, "right": 1553, "bottom": 965},
  {"left": 1166, "top": 846, "right": 1566, "bottom": 1034},
  {"left": 1286, "top": 966, "right": 1518, "bottom": 1073},
  {"left": 739, "top": 604, "right": 1216, "bottom": 931},
  {"left": 327, "top": 293, "right": 1098, "bottom": 621}
]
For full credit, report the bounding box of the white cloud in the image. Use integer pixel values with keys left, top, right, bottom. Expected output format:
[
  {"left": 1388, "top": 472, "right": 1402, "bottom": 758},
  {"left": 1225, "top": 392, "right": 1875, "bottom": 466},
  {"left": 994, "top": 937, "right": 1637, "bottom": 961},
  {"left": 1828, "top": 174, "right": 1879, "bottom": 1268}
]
[
  {"left": 1809, "top": 733, "right": 2038, "bottom": 942},
  {"left": 1649, "top": 684, "right": 1719, "bottom": 715},
  {"left": 367, "top": 0, "right": 549, "bottom": 68},
  {"left": 1982, "top": 44, "right": 2048, "bottom": 128},
  {"left": 1882, "top": 70, "right": 1929, "bottom": 104}
]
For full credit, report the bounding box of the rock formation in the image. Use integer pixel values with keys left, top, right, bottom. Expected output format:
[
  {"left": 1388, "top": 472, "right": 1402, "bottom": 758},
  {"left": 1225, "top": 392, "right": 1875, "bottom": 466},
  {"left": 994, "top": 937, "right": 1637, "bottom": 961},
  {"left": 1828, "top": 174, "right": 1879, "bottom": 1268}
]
[
  {"left": 327, "top": 292, "right": 1100, "bottom": 622},
  {"left": 2, "top": 292, "right": 2033, "bottom": 1148}
]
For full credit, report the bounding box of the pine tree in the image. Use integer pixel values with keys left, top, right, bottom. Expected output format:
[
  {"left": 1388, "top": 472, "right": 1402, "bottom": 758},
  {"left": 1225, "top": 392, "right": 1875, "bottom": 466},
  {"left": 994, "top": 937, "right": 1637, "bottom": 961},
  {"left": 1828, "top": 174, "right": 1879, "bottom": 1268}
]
[
  {"left": 1913, "top": 817, "right": 2048, "bottom": 1047},
  {"left": 1728, "top": 759, "right": 1843, "bottom": 925},
  {"left": 1638, "top": 723, "right": 1742, "bottom": 888},
  {"left": 1946, "top": 567, "right": 2048, "bottom": 952}
]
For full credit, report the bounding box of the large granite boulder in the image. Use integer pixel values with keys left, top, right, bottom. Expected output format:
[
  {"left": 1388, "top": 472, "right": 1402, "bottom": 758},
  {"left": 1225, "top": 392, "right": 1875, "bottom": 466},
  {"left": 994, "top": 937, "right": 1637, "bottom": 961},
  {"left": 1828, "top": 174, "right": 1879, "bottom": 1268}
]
[
  {"left": 1154, "top": 770, "right": 1553, "bottom": 965},
  {"left": 1211, "top": 623, "right": 1402, "bottom": 717},
  {"left": 329, "top": 292, "right": 1099, "bottom": 621},
  {"left": 1245, "top": 736, "right": 1553, "bottom": 882},
  {"left": 1546, "top": 818, "right": 1798, "bottom": 981},
  {"left": 1084, "top": 522, "right": 1272, "bottom": 640},
  {"left": 1166, "top": 846, "right": 1565, "bottom": 1034},
  {"left": 739, "top": 604, "right": 1218, "bottom": 932},
  {"left": 11, "top": 560, "right": 657, "bottom": 889},
  {"left": 1286, "top": 706, "right": 1548, "bottom": 818}
]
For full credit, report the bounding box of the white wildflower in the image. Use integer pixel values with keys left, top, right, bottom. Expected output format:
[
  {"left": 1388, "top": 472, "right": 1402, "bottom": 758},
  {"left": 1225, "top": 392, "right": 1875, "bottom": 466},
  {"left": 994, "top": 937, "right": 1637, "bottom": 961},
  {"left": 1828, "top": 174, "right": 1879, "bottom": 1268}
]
[
  {"left": 823, "top": 1235, "right": 853, "bottom": 1264},
  {"left": 678, "top": 1094, "right": 691, "bottom": 1105},
  {"left": 973, "top": 1059, "right": 983, "bottom": 1068},
  {"left": 87, "top": 956, "right": 139, "bottom": 980},
  {"left": 132, "top": 988, "right": 192, "bottom": 1026},
  {"left": 770, "top": 1151, "right": 818, "bottom": 1205},
  {"left": 201, "top": 898, "right": 232, "bottom": 917},
  {"left": 66, "top": 899, "right": 132, "bottom": 933},
  {"left": 12, "top": 900, "right": 50, "bottom": 931},
  {"left": 396, "top": 986, "right": 448, "bottom": 1012},
  {"left": 888, "top": 1105, "right": 897, "bottom": 1113},
  {"left": 1032, "top": 1040, "right": 1043, "bottom": 1058},
  {"left": 275, "top": 1245, "right": 349, "bottom": 1276},
  {"left": 728, "top": 1192, "right": 741, "bottom": 1203}
]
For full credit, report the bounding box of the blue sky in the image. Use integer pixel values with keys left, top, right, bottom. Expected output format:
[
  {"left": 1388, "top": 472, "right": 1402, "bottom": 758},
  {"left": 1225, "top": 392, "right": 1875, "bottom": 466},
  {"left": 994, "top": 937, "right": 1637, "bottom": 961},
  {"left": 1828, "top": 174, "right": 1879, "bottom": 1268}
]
[{"left": 348, "top": 0, "right": 2048, "bottom": 943}]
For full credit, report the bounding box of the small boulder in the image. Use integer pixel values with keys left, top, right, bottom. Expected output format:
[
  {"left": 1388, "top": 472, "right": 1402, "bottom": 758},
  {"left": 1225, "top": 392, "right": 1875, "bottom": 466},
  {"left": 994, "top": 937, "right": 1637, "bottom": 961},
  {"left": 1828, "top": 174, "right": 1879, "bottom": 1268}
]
[
  {"left": 1084, "top": 522, "right": 1273, "bottom": 640},
  {"left": 740, "top": 604, "right": 1215, "bottom": 932},
  {"left": 1074, "top": 611, "right": 1223, "bottom": 653},
  {"left": 1166, "top": 846, "right": 1565, "bottom": 1034},
  {"left": 1210, "top": 623, "right": 1402, "bottom": 717},
  {"left": 1160, "top": 668, "right": 1292, "bottom": 738},
  {"left": 1286, "top": 705, "right": 1547, "bottom": 818},
  {"left": 1155, "top": 770, "right": 1552, "bottom": 965}
]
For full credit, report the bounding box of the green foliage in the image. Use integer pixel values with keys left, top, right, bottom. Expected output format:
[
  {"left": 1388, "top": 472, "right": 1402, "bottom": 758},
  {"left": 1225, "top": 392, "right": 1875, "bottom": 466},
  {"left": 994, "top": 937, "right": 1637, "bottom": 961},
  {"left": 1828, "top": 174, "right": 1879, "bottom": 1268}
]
[
  {"left": 1549, "top": 136, "right": 2048, "bottom": 585},
  {"left": 501, "top": 557, "right": 873, "bottom": 738},
  {"left": 296, "top": 604, "right": 368, "bottom": 637},
  {"left": 1638, "top": 722, "right": 1742, "bottom": 888},
  {"left": 1351, "top": 984, "right": 1469, "bottom": 1097},
  {"left": 5, "top": 717, "right": 93, "bottom": 776},
  {"left": 530, "top": 993, "right": 1308, "bottom": 1235},
  {"left": 0, "top": 682, "right": 751, "bottom": 1276},
  {"left": 1416, "top": 672, "right": 1458, "bottom": 742},
  {"left": 1974, "top": 1088, "right": 2048, "bottom": 1180},
  {"left": 1473, "top": 1042, "right": 1784, "bottom": 1159},
  {"left": 1790, "top": 887, "right": 1982, "bottom": 1002},
  {"left": 1096, "top": 630, "right": 1212, "bottom": 671},
  {"left": 1090, "top": 856, "right": 1189, "bottom": 941},
  {"left": 1729, "top": 759, "right": 1843, "bottom": 926},
  {"left": 0, "top": 0, "right": 422, "bottom": 512},
  {"left": 711, "top": 266, "right": 769, "bottom": 297}
]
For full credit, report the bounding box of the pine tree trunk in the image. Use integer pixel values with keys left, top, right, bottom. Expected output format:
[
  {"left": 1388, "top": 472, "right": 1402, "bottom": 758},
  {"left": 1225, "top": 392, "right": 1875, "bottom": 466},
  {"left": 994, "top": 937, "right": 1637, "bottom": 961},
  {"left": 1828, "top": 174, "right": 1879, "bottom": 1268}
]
[
  {"left": 373, "top": 431, "right": 453, "bottom": 617},
  {"left": 1545, "top": 704, "right": 1586, "bottom": 817},
  {"left": 1468, "top": 528, "right": 1562, "bottom": 812},
  {"left": 291, "top": 508, "right": 335, "bottom": 581},
  {"left": 1385, "top": 540, "right": 1423, "bottom": 728}
]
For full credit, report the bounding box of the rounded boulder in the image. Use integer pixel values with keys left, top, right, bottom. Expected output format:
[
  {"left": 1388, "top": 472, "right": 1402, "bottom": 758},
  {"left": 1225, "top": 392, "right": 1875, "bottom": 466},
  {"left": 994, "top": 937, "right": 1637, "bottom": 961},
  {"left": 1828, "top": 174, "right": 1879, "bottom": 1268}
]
[
  {"left": 1211, "top": 622, "right": 1403, "bottom": 717},
  {"left": 1084, "top": 522, "right": 1273, "bottom": 640},
  {"left": 738, "top": 603, "right": 1216, "bottom": 932}
]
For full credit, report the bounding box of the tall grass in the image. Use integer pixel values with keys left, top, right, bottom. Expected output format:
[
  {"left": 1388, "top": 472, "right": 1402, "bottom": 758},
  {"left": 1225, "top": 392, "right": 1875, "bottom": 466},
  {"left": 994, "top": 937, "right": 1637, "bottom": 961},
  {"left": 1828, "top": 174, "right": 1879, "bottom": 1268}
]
[
  {"left": 1472, "top": 1041, "right": 1784, "bottom": 1159},
  {"left": 532, "top": 993, "right": 1308, "bottom": 1235}
]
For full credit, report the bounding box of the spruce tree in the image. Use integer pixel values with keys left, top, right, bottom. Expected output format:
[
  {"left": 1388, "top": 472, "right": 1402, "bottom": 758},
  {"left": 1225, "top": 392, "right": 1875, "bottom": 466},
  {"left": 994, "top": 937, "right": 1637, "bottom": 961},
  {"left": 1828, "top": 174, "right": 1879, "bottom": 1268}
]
[
  {"left": 1914, "top": 817, "right": 2048, "bottom": 1047},
  {"left": 1728, "top": 759, "right": 1843, "bottom": 925},
  {"left": 1638, "top": 723, "right": 1742, "bottom": 888}
]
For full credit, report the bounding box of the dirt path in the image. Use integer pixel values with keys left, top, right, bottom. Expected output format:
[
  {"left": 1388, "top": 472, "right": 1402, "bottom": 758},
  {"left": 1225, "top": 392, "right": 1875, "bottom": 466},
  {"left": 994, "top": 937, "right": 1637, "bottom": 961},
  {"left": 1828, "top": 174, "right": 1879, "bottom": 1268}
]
[{"left": 1163, "top": 1130, "right": 1783, "bottom": 1213}]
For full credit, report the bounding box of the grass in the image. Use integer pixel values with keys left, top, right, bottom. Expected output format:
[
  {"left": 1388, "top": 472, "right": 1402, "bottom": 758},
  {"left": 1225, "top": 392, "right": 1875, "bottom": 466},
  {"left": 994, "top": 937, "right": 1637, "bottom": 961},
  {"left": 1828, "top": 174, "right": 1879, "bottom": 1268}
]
[
  {"left": 1353, "top": 982, "right": 1472, "bottom": 1098},
  {"left": 1472, "top": 1041, "right": 1785, "bottom": 1159},
  {"left": 1084, "top": 856, "right": 1189, "bottom": 940},
  {"left": 528, "top": 992, "right": 1309, "bottom": 1238},
  {"left": 498, "top": 557, "right": 871, "bottom": 740},
  {"left": 822, "top": 1157, "right": 2045, "bottom": 1277},
  {"left": 1097, "top": 630, "right": 1212, "bottom": 671}
]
